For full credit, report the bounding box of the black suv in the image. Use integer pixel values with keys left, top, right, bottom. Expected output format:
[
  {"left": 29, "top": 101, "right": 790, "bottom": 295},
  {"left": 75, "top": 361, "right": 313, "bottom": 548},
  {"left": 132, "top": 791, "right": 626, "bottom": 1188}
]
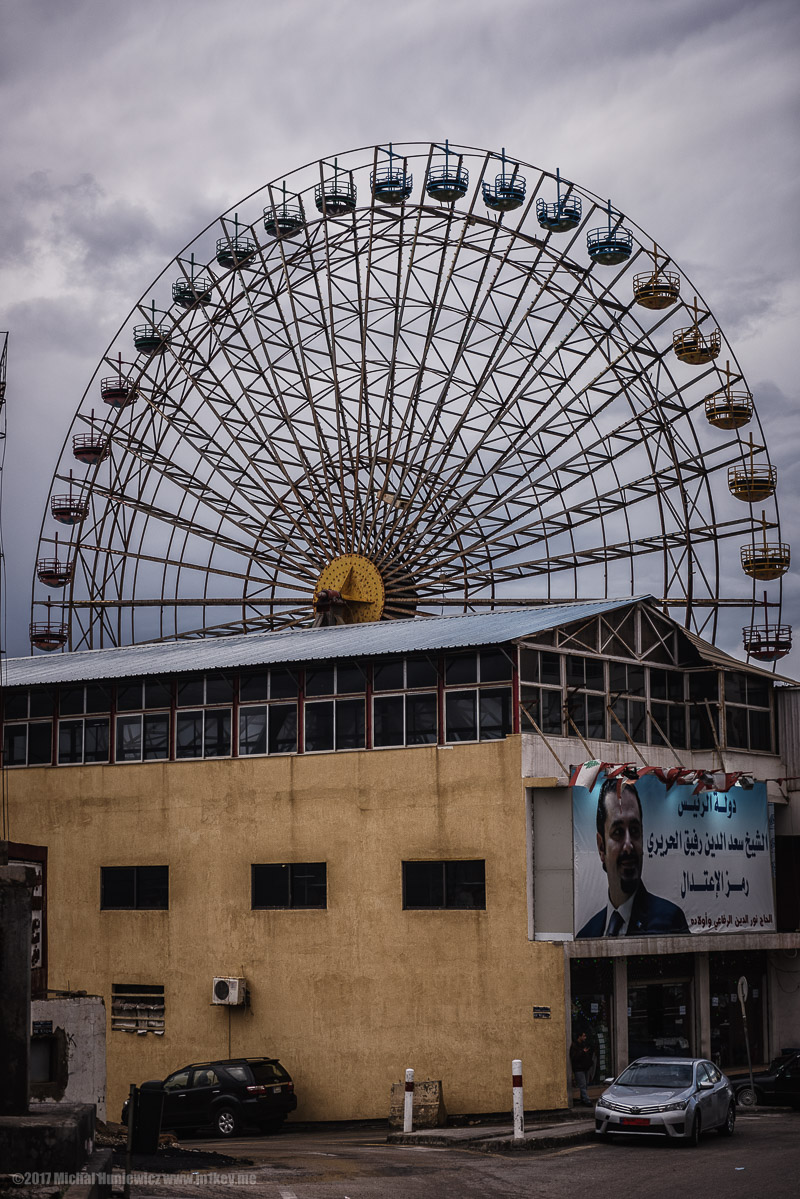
[
  {"left": 734, "top": 1050, "right": 800, "bottom": 1109},
  {"left": 122, "top": 1056, "right": 297, "bottom": 1137}
]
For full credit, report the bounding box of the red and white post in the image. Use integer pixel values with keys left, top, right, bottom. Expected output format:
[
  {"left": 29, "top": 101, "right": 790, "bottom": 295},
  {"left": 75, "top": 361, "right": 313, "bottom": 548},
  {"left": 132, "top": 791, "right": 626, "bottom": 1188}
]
[
  {"left": 512, "top": 1059, "right": 524, "bottom": 1140},
  {"left": 403, "top": 1068, "right": 415, "bottom": 1133}
]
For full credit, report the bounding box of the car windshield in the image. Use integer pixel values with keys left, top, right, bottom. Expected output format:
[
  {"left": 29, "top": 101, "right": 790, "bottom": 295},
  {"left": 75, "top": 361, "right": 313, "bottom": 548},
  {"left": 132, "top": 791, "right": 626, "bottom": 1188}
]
[{"left": 616, "top": 1062, "right": 693, "bottom": 1088}]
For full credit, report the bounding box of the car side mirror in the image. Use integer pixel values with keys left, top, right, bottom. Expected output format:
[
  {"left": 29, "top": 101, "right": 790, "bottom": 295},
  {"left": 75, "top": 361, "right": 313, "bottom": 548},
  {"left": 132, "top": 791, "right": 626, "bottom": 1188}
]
[{"left": 698, "top": 1079, "right": 714, "bottom": 1089}]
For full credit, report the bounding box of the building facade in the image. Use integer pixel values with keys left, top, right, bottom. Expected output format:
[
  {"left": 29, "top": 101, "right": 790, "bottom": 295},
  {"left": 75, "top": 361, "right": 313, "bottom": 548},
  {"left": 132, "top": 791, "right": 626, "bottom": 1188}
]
[{"left": 3, "top": 599, "right": 799, "bottom": 1122}]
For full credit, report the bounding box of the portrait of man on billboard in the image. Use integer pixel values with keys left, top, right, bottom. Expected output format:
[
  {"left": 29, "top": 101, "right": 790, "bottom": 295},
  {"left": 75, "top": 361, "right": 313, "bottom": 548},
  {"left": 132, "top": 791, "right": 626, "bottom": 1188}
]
[{"left": 577, "top": 776, "right": 690, "bottom": 937}]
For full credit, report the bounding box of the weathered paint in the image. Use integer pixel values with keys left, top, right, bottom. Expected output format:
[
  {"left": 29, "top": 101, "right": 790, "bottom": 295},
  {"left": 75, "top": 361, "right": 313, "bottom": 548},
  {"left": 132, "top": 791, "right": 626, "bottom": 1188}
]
[{"left": 8, "top": 736, "right": 567, "bottom": 1123}]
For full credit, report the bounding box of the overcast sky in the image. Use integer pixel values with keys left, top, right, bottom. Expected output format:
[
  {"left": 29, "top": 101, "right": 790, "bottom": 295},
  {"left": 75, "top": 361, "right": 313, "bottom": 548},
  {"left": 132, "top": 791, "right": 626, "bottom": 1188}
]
[{"left": 1, "top": 0, "right": 798, "bottom": 673}]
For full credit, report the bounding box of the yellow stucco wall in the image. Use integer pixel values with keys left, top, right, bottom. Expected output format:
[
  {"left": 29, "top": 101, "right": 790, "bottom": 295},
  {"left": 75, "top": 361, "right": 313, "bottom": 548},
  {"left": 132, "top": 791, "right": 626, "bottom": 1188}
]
[{"left": 9, "top": 735, "right": 568, "bottom": 1122}]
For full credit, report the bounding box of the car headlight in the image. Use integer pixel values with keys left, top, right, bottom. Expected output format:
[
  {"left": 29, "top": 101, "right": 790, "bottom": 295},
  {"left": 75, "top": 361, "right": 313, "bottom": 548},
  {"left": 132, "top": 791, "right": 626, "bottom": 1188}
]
[{"left": 660, "top": 1100, "right": 690, "bottom": 1111}]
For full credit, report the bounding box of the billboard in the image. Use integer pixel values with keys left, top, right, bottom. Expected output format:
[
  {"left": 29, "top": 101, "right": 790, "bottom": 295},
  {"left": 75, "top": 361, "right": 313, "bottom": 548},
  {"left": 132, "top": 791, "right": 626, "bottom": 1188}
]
[{"left": 573, "top": 770, "right": 775, "bottom": 937}]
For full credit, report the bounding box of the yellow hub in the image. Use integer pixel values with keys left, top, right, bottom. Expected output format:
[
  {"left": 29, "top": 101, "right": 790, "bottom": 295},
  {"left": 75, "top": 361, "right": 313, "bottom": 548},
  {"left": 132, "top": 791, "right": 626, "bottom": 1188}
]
[{"left": 314, "top": 554, "right": 385, "bottom": 623}]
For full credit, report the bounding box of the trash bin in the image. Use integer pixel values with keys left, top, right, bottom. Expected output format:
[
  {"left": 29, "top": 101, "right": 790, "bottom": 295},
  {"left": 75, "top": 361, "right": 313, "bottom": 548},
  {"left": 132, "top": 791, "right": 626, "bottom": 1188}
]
[{"left": 130, "top": 1084, "right": 164, "bottom": 1154}]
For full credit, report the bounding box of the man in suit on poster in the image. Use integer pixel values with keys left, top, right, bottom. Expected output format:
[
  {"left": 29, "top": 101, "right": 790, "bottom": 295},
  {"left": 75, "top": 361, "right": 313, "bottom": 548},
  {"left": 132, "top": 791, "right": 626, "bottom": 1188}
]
[{"left": 577, "top": 777, "right": 690, "bottom": 938}]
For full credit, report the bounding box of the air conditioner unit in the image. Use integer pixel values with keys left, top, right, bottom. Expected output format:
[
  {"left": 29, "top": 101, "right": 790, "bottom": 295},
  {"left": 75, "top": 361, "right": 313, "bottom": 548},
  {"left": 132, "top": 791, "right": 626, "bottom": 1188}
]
[{"left": 212, "top": 976, "right": 246, "bottom": 1006}]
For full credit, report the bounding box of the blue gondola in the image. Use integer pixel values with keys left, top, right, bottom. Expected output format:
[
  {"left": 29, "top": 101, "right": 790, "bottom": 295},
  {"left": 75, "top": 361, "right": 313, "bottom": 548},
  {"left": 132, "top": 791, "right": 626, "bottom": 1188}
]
[
  {"left": 587, "top": 200, "right": 633, "bottom": 265},
  {"left": 372, "top": 144, "right": 412, "bottom": 205},
  {"left": 536, "top": 168, "right": 582, "bottom": 232},
  {"left": 264, "top": 182, "right": 306, "bottom": 238},
  {"left": 483, "top": 148, "right": 526, "bottom": 212},
  {"left": 315, "top": 159, "right": 357, "bottom": 215},
  {"left": 426, "top": 140, "right": 468, "bottom": 203}
]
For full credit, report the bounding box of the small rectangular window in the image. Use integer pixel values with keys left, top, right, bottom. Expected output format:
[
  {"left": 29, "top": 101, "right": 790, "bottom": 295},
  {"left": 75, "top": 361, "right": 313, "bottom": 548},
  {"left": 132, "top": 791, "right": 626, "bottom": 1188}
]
[
  {"left": 30, "top": 689, "right": 55, "bottom": 718},
  {"left": 406, "top": 655, "right": 438, "bottom": 689},
  {"left": 3, "top": 692, "right": 28, "bottom": 720},
  {"left": 143, "top": 714, "right": 169, "bottom": 760},
  {"left": 177, "top": 679, "right": 205, "bottom": 707},
  {"left": 689, "top": 672, "right": 718, "bottom": 701},
  {"left": 203, "top": 709, "right": 231, "bottom": 757},
  {"left": 479, "top": 688, "right": 512, "bottom": 740},
  {"left": 406, "top": 694, "right": 437, "bottom": 744},
  {"left": 270, "top": 669, "right": 298, "bottom": 699},
  {"left": 374, "top": 694, "right": 404, "bottom": 746},
  {"left": 176, "top": 711, "right": 203, "bottom": 758},
  {"left": 251, "top": 862, "right": 327, "bottom": 909},
  {"left": 85, "top": 684, "right": 111, "bottom": 714},
  {"left": 336, "top": 663, "right": 365, "bottom": 694},
  {"left": 373, "top": 660, "right": 405, "bottom": 692},
  {"left": 3, "top": 724, "right": 28, "bottom": 766},
  {"left": 28, "top": 722, "right": 53, "bottom": 765},
  {"left": 306, "top": 667, "right": 335, "bottom": 697},
  {"left": 144, "top": 680, "right": 172, "bottom": 709},
  {"left": 117, "top": 682, "right": 144, "bottom": 712},
  {"left": 269, "top": 704, "right": 297, "bottom": 754},
  {"left": 726, "top": 706, "right": 748, "bottom": 749},
  {"left": 58, "top": 720, "right": 83, "bottom": 764},
  {"left": 205, "top": 675, "right": 234, "bottom": 705},
  {"left": 336, "top": 698, "right": 365, "bottom": 749},
  {"left": 117, "top": 714, "right": 143, "bottom": 761},
  {"left": 749, "top": 708, "right": 771, "bottom": 750},
  {"left": 445, "top": 653, "right": 477, "bottom": 686},
  {"left": 239, "top": 707, "right": 267, "bottom": 755},
  {"left": 101, "top": 865, "right": 168, "bottom": 910},
  {"left": 445, "top": 691, "right": 477, "bottom": 742},
  {"left": 240, "top": 674, "right": 268, "bottom": 704},
  {"left": 84, "top": 718, "right": 110, "bottom": 763},
  {"left": 305, "top": 701, "right": 334, "bottom": 751},
  {"left": 479, "top": 649, "right": 513, "bottom": 682},
  {"left": 59, "top": 687, "right": 85, "bottom": 716},
  {"left": 111, "top": 983, "right": 165, "bottom": 1032},
  {"left": 403, "top": 860, "right": 486, "bottom": 910}
]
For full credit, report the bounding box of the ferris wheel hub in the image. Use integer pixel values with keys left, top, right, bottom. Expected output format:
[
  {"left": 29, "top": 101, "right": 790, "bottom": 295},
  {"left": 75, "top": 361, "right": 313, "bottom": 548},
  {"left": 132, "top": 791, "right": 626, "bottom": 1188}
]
[{"left": 314, "top": 554, "right": 385, "bottom": 624}]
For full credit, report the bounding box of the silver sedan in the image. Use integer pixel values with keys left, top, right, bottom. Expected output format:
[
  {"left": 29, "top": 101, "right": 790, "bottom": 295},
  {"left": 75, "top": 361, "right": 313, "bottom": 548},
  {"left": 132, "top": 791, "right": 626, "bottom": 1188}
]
[{"left": 595, "top": 1057, "right": 736, "bottom": 1145}]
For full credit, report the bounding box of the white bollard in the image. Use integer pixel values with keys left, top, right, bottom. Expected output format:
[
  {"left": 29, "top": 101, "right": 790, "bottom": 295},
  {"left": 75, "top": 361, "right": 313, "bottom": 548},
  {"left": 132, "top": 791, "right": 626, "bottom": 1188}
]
[
  {"left": 403, "top": 1068, "right": 415, "bottom": 1133},
  {"left": 512, "top": 1059, "right": 524, "bottom": 1140}
]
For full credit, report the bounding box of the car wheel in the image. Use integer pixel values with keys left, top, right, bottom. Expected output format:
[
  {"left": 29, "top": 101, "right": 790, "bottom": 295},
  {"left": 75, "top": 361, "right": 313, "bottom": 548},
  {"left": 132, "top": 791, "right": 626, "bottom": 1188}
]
[
  {"left": 687, "top": 1113, "right": 701, "bottom": 1147},
  {"left": 718, "top": 1103, "right": 735, "bottom": 1136},
  {"left": 213, "top": 1107, "right": 241, "bottom": 1138},
  {"left": 736, "top": 1087, "right": 759, "bottom": 1109}
]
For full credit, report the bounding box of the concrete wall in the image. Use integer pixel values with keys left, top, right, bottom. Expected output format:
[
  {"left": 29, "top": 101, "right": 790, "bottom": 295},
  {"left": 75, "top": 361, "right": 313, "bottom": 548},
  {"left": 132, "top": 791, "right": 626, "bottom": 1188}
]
[
  {"left": 9, "top": 736, "right": 568, "bottom": 1123},
  {"left": 30, "top": 996, "right": 106, "bottom": 1120}
]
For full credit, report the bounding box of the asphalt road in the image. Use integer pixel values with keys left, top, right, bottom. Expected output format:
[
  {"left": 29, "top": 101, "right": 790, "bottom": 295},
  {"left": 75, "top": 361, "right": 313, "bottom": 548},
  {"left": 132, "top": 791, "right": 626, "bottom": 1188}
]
[{"left": 125, "top": 1111, "right": 799, "bottom": 1199}]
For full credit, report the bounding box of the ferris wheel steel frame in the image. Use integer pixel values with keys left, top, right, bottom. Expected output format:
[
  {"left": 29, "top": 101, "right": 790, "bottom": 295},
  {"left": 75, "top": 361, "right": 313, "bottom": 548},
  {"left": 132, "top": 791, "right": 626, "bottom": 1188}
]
[{"left": 31, "top": 141, "right": 783, "bottom": 656}]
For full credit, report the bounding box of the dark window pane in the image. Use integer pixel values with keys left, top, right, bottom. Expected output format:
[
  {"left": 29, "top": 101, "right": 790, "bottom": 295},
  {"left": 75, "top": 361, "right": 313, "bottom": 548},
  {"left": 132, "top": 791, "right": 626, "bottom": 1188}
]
[
  {"left": 252, "top": 864, "right": 290, "bottom": 908},
  {"left": 406, "top": 694, "right": 437, "bottom": 744},
  {"left": 85, "top": 685, "right": 111, "bottom": 714},
  {"left": 520, "top": 686, "right": 540, "bottom": 731},
  {"left": 373, "top": 661, "right": 404, "bottom": 692},
  {"left": 650, "top": 702, "right": 669, "bottom": 746},
  {"left": 566, "top": 693, "right": 585, "bottom": 736},
  {"left": 749, "top": 709, "right": 771, "bottom": 751},
  {"left": 667, "top": 672, "right": 684, "bottom": 702},
  {"left": 479, "top": 688, "right": 512, "bottom": 740},
  {"left": 136, "top": 865, "right": 168, "bottom": 909},
  {"left": 610, "top": 697, "right": 628, "bottom": 742},
  {"left": 650, "top": 669, "right": 667, "bottom": 701},
  {"left": 747, "top": 679, "right": 770, "bottom": 709},
  {"left": 585, "top": 658, "right": 604, "bottom": 691},
  {"left": 542, "top": 689, "right": 562, "bottom": 735},
  {"left": 337, "top": 663, "right": 365, "bottom": 694},
  {"left": 586, "top": 694, "right": 606, "bottom": 739},
  {"left": 541, "top": 653, "right": 561, "bottom": 687},
  {"left": 690, "top": 704, "right": 717, "bottom": 749},
  {"left": 726, "top": 706, "right": 748, "bottom": 749},
  {"left": 406, "top": 655, "right": 438, "bottom": 689},
  {"left": 117, "top": 715, "right": 143, "bottom": 762},
  {"left": 374, "top": 695, "right": 404, "bottom": 747},
  {"left": 28, "top": 722, "right": 52, "bottom": 765},
  {"left": 306, "top": 667, "right": 335, "bottom": 697},
  {"left": 58, "top": 720, "right": 83, "bottom": 764},
  {"left": 270, "top": 669, "right": 297, "bottom": 699},
  {"left": 143, "top": 714, "right": 169, "bottom": 760},
  {"left": 518, "top": 649, "right": 539, "bottom": 682},
  {"left": 4, "top": 692, "right": 27, "bottom": 720},
  {"left": 206, "top": 675, "right": 234, "bottom": 705},
  {"left": 101, "top": 866, "right": 135, "bottom": 909},
  {"left": 609, "top": 662, "right": 627, "bottom": 694},
  {"left": 268, "top": 704, "right": 297, "bottom": 754},
  {"left": 445, "top": 860, "right": 486, "bottom": 909},
  {"left": 177, "top": 679, "right": 205, "bottom": 707},
  {"left": 628, "top": 666, "right": 645, "bottom": 697},
  {"left": 176, "top": 712, "right": 203, "bottom": 758},
  {"left": 240, "top": 674, "right": 268, "bottom": 704},
  {"left": 29, "top": 689, "right": 54, "bottom": 718},
  {"left": 689, "top": 672, "right": 718, "bottom": 701},
  {"left": 203, "top": 709, "right": 231, "bottom": 757},
  {"left": 290, "top": 862, "right": 327, "bottom": 908},
  {"left": 724, "top": 672, "right": 747, "bottom": 704},
  {"left": 446, "top": 654, "right": 477, "bottom": 685},
  {"left": 3, "top": 725, "right": 27, "bottom": 766},
  {"left": 144, "top": 680, "right": 172, "bottom": 709},
  {"left": 404, "top": 861, "right": 444, "bottom": 908},
  {"left": 84, "top": 718, "right": 109, "bottom": 763},
  {"left": 117, "top": 683, "right": 144, "bottom": 712},
  {"left": 305, "top": 701, "right": 334, "bottom": 751},
  {"left": 630, "top": 700, "right": 646, "bottom": 742},
  {"left": 239, "top": 708, "right": 267, "bottom": 756},
  {"left": 669, "top": 705, "right": 687, "bottom": 749},
  {"left": 445, "top": 691, "right": 477, "bottom": 742},
  {"left": 566, "top": 656, "right": 584, "bottom": 687},
  {"left": 336, "top": 698, "right": 365, "bottom": 749},
  {"left": 60, "top": 687, "right": 84, "bottom": 716},
  {"left": 480, "top": 649, "right": 512, "bottom": 682}
]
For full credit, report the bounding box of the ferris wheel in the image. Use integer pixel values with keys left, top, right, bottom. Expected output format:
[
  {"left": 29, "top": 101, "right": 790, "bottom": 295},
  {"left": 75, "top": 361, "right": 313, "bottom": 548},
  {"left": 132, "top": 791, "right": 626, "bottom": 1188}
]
[{"left": 31, "top": 141, "right": 790, "bottom": 661}]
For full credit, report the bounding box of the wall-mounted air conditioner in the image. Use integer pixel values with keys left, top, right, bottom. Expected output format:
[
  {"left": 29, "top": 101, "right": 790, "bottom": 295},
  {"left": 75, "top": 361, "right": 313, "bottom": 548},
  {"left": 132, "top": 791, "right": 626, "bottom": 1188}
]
[{"left": 212, "top": 976, "right": 246, "bottom": 1005}]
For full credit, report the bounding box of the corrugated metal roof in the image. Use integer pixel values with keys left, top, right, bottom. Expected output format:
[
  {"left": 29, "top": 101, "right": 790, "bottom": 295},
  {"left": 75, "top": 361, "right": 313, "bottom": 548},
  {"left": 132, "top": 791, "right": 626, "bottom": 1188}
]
[
  {"left": 1, "top": 598, "right": 648, "bottom": 687},
  {"left": 681, "top": 627, "right": 797, "bottom": 685}
]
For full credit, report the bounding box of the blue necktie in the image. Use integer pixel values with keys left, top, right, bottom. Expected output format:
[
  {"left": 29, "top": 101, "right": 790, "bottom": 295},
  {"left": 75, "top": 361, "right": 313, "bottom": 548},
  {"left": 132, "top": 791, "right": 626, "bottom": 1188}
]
[{"left": 607, "top": 910, "right": 624, "bottom": 937}]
